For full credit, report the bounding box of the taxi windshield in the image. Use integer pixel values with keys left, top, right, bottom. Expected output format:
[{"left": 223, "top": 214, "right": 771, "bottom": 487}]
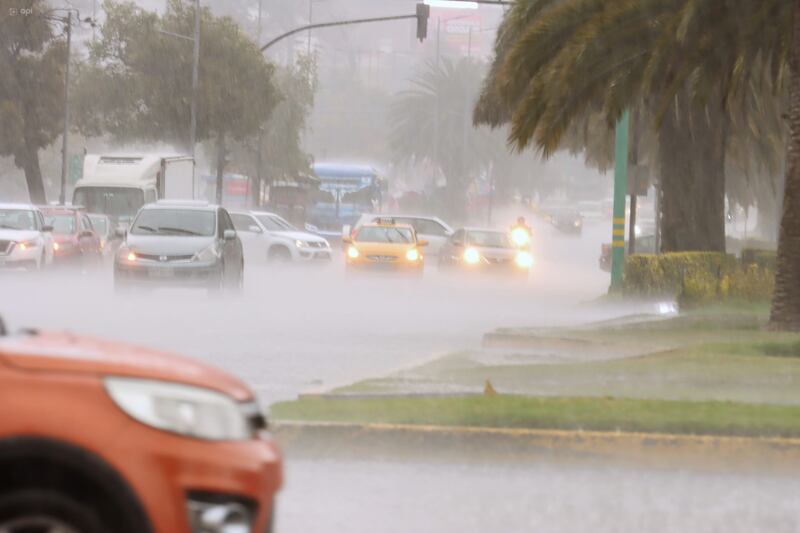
[
  {"left": 467, "top": 231, "right": 513, "bottom": 249},
  {"left": 355, "top": 226, "right": 414, "bottom": 244}
]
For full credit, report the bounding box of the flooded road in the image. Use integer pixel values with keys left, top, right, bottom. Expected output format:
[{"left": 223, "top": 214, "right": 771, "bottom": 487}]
[
  {"left": 6, "top": 216, "right": 790, "bottom": 533},
  {"left": 280, "top": 458, "right": 799, "bottom": 533}
]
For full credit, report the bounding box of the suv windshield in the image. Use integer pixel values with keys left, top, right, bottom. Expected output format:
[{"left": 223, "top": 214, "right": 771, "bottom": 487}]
[
  {"left": 131, "top": 209, "right": 215, "bottom": 237},
  {"left": 467, "top": 231, "right": 513, "bottom": 249},
  {"left": 0, "top": 209, "right": 36, "bottom": 231},
  {"left": 44, "top": 214, "right": 76, "bottom": 235},
  {"left": 355, "top": 226, "right": 414, "bottom": 244},
  {"left": 256, "top": 214, "right": 295, "bottom": 232}
]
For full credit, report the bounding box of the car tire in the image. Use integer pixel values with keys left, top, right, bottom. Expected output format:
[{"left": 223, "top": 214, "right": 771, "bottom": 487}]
[
  {"left": 208, "top": 265, "right": 224, "bottom": 295},
  {"left": 0, "top": 489, "right": 107, "bottom": 533},
  {"left": 267, "top": 246, "right": 292, "bottom": 264}
]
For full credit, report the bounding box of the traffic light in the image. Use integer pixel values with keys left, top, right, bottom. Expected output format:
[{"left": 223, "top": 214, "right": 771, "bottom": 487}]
[{"left": 416, "top": 3, "right": 430, "bottom": 42}]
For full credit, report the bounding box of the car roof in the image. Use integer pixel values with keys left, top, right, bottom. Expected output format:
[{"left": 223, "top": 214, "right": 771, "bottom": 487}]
[
  {"left": 0, "top": 203, "right": 38, "bottom": 211},
  {"left": 361, "top": 221, "right": 414, "bottom": 230},
  {"left": 39, "top": 205, "right": 84, "bottom": 214},
  {"left": 146, "top": 200, "right": 217, "bottom": 211},
  {"left": 461, "top": 227, "right": 506, "bottom": 233}
]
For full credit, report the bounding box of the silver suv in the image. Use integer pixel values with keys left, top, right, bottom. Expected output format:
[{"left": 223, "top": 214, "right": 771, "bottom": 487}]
[{"left": 114, "top": 201, "right": 243, "bottom": 293}]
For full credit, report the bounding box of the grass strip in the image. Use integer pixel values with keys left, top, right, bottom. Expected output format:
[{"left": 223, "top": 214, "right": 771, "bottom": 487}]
[{"left": 272, "top": 396, "right": 800, "bottom": 438}]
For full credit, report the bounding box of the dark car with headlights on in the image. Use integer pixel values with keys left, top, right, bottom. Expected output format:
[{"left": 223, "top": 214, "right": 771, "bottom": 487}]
[
  {"left": 438, "top": 228, "right": 534, "bottom": 277},
  {"left": 114, "top": 201, "right": 243, "bottom": 293},
  {"left": 549, "top": 208, "right": 583, "bottom": 235}
]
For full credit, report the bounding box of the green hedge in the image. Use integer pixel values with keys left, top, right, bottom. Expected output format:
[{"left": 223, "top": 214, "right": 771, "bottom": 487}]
[
  {"left": 740, "top": 248, "right": 778, "bottom": 271},
  {"left": 624, "top": 252, "right": 774, "bottom": 306}
]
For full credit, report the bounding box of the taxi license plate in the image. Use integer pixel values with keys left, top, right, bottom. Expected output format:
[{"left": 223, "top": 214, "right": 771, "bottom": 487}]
[{"left": 149, "top": 268, "right": 173, "bottom": 279}]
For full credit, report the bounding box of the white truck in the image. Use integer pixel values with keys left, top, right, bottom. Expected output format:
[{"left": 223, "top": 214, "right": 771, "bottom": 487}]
[{"left": 72, "top": 154, "right": 194, "bottom": 227}]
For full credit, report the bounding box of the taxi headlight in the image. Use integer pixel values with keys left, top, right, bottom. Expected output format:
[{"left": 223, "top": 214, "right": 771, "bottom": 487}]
[
  {"left": 406, "top": 248, "right": 420, "bottom": 262},
  {"left": 104, "top": 377, "right": 252, "bottom": 441},
  {"left": 193, "top": 244, "right": 220, "bottom": 262},
  {"left": 511, "top": 228, "right": 531, "bottom": 247},
  {"left": 464, "top": 248, "right": 481, "bottom": 264},
  {"left": 515, "top": 251, "right": 534, "bottom": 268},
  {"left": 347, "top": 246, "right": 360, "bottom": 259}
]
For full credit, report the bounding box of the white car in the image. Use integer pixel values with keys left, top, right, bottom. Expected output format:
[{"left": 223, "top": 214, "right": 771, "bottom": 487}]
[
  {"left": 229, "top": 211, "right": 332, "bottom": 264},
  {"left": 352, "top": 214, "right": 453, "bottom": 256},
  {"left": 0, "top": 203, "right": 55, "bottom": 270}
]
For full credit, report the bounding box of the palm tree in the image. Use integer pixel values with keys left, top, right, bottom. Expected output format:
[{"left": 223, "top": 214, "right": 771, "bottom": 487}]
[
  {"left": 475, "top": 0, "right": 800, "bottom": 329},
  {"left": 389, "top": 58, "right": 504, "bottom": 220}
]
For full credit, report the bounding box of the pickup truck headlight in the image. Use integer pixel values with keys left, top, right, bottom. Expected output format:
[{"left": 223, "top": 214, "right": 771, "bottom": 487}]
[
  {"left": 515, "top": 251, "right": 534, "bottom": 268},
  {"left": 193, "top": 244, "right": 220, "bottom": 262},
  {"left": 104, "top": 377, "right": 252, "bottom": 441}
]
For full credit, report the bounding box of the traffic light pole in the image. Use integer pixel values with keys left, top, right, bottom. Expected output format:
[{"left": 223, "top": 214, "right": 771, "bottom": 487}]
[
  {"left": 260, "top": 14, "right": 419, "bottom": 52},
  {"left": 610, "top": 110, "right": 630, "bottom": 291}
]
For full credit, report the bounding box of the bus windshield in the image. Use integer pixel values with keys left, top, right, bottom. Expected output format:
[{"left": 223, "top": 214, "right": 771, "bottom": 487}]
[{"left": 73, "top": 187, "right": 145, "bottom": 221}]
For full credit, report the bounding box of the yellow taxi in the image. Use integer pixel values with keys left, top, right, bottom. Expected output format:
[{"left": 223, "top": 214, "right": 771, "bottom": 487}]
[{"left": 343, "top": 218, "right": 427, "bottom": 275}]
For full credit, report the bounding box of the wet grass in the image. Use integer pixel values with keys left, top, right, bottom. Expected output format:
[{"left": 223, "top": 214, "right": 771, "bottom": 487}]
[{"left": 272, "top": 395, "right": 800, "bottom": 438}]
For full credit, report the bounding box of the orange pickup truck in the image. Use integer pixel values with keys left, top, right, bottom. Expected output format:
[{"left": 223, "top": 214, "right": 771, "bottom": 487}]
[{"left": 0, "top": 318, "right": 281, "bottom": 533}]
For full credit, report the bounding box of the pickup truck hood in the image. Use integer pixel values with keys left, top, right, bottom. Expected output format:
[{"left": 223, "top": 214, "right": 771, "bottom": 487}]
[
  {"left": 0, "top": 229, "right": 40, "bottom": 242},
  {"left": 0, "top": 332, "right": 252, "bottom": 401},
  {"left": 272, "top": 230, "right": 328, "bottom": 244}
]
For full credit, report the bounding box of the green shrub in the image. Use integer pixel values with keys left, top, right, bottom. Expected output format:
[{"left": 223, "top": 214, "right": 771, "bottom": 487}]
[
  {"left": 740, "top": 248, "right": 778, "bottom": 270},
  {"left": 624, "top": 252, "right": 773, "bottom": 306}
]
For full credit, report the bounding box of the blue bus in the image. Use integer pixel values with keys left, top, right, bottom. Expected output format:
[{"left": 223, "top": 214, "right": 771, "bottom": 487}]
[{"left": 308, "top": 163, "right": 385, "bottom": 235}]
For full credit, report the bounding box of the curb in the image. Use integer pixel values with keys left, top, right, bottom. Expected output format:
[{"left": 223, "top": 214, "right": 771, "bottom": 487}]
[{"left": 272, "top": 421, "right": 800, "bottom": 473}]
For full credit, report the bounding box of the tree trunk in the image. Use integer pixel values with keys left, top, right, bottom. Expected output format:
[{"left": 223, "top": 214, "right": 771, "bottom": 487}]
[
  {"left": 769, "top": 0, "right": 800, "bottom": 331},
  {"left": 18, "top": 143, "right": 46, "bottom": 205},
  {"left": 658, "top": 93, "right": 726, "bottom": 252},
  {"left": 215, "top": 132, "right": 226, "bottom": 205}
]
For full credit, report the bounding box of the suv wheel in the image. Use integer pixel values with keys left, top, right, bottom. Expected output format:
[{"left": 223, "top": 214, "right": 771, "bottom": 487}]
[
  {"left": 267, "top": 246, "right": 292, "bottom": 264},
  {"left": 0, "top": 490, "right": 106, "bottom": 533}
]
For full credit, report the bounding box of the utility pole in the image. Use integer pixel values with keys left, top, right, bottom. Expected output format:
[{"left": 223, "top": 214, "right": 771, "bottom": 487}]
[
  {"left": 254, "top": 0, "right": 263, "bottom": 208},
  {"left": 190, "top": 0, "right": 200, "bottom": 198},
  {"left": 59, "top": 12, "right": 72, "bottom": 205},
  {"left": 610, "top": 110, "right": 630, "bottom": 291},
  {"left": 627, "top": 108, "right": 640, "bottom": 255},
  {"left": 307, "top": 0, "right": 313, "bottom": 55}
]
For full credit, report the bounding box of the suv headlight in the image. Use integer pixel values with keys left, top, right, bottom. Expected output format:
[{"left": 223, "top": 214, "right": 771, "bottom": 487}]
[
  {"left": 104, "top": 377, "right": 253, "bottom": 441},
  {"left": 193, "top": 244, "right": 220, "bottom": 262},
  {"left": 16, "top": 239, "right": 38, "bottom": 251},
  {"left": 295, "top": 239, "right": 306, "bottom": 248}
]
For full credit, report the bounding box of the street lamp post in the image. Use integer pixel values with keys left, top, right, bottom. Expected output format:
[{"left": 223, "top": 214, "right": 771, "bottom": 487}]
[
  {"left": 58, "top": 12, "right": 72, "bottom": 205},
  {"left": 190, "top": 0, "right": 200, "bottom": 198}
]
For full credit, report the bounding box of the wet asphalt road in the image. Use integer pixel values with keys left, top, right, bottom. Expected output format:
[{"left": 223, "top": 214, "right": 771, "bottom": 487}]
[{"left": 2, "top": 216, "right": 797, "bottom": 532}]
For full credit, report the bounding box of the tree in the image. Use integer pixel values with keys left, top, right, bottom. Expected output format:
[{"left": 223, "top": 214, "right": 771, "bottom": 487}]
[
  {"left": 390, "top": 58, "right": 504, "bottom": 220},
  {"left": 73, "top": 0, "right": 278, "bottom": 203},
  {"left": 226, "top": 54, "right": 317, "bottom": 204},
  {"left": 0, "top": 0, "right": 68, "bottom": 204},
  {"left": 475, "top": 0, "right": 800, "bottom": 329}
]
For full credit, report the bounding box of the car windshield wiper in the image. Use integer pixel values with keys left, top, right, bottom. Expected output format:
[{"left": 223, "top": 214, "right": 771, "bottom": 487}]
[
  {"left": 135, "top": 225, "right": 158, "bottom": 233},
  {"left": 157, "top": 226, "right": 203, "bottom": 236}
]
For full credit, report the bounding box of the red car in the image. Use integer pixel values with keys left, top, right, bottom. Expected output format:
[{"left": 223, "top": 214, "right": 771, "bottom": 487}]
[
  {"left": 39, "top": 206, "right": 102, "bottom": 265},
  {"left": 0, "top": 317, "right": 282, "bottom": 532}
]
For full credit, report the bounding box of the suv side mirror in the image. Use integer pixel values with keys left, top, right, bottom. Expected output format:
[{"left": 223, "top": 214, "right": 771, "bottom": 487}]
[
  {"left": 342, "top": 236, "right": 353, "bottom": 245},
  {"left": 42, "top": 225, "right": 53, "bottom": 232},
  {"left": 223, "top": 229, "right": 236, "bottom": 240},
  {"left": 248, "top": 225, "right": 263, "bottom": 234}
]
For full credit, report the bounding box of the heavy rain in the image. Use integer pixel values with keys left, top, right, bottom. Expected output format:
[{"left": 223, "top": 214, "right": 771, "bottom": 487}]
[{"left": 1, "top": 1, "right": 799, "bottom": 533}]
